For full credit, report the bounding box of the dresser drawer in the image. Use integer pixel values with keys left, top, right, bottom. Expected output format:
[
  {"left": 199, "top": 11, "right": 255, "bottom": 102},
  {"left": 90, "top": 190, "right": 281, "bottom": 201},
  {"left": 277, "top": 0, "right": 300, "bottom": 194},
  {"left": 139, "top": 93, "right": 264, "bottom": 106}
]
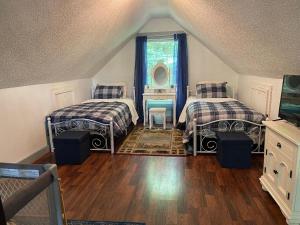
[{"left": 265, "top": 128, "right": 297, "bottom": 162}]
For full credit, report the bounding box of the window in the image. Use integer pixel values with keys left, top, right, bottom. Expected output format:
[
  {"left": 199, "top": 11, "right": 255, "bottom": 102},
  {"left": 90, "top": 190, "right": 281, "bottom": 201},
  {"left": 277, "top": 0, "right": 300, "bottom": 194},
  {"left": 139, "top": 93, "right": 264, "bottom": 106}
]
[
  {"left": 145, "top": 37, "right": 178, "bottom": 124},
  {"left": 146, "top": 38, "right": 177, "bottom": 88}
]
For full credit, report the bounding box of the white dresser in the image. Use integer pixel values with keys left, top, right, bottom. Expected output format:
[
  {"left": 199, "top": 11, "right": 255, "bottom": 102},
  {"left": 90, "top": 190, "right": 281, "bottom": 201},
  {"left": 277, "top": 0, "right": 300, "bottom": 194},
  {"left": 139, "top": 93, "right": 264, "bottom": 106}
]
[{"left": 260, "top": 120, "right": 300, "bottom": 225}]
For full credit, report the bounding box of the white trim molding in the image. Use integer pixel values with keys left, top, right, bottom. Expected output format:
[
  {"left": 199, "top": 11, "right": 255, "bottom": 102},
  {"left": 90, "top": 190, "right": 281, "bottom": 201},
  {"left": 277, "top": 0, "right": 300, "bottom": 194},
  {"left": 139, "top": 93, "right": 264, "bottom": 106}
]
[
  {"left": 250, "top": 83, "right": 273, "bottom": 117},
  {"left": 51, "top": 86, "right": 75, "bottom": 110}
]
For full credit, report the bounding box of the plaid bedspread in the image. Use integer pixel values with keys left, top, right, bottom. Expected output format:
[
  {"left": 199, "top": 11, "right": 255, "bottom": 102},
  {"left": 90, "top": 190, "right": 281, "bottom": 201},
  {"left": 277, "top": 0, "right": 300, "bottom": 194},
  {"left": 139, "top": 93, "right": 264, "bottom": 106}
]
[
  {"left": 49, "top": 102, "right": 132, "bottom": 136},
  {"left": 183, "top": 100, "right": 265, "bottom": 142}
]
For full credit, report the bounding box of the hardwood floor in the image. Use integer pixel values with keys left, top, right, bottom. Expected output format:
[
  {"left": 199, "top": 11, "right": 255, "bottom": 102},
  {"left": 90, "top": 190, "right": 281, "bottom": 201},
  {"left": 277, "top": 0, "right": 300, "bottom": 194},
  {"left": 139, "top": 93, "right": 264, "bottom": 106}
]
[{"left": 36, "top": 153, "right": 286, "bottom": 225}]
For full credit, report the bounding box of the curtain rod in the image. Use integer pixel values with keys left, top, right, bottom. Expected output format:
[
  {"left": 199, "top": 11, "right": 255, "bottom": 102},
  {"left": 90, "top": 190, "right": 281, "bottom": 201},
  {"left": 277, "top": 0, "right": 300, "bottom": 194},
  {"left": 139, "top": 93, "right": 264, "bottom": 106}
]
[{"left": 137, "top": 30, "right": 187, "bottom": 38}]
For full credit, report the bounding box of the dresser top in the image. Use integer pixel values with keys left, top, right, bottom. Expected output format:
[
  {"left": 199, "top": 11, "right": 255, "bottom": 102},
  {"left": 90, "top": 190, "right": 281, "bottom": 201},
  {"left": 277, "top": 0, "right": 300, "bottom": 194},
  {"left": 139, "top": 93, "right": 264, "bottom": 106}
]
[
  {"left": 263, "top": 120, "right": 300, "bottom": 145},
  {"left": 143, "top": 93, "right": 176, "bottom": 96}
]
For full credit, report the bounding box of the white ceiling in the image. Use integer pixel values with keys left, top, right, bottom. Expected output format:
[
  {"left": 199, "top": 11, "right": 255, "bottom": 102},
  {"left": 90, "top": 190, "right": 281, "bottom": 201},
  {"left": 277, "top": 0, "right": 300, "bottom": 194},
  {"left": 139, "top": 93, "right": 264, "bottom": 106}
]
[
  {"left": 0, "top": 0, "right": 299, "bottom": 89},
  {"left": 169, "top": 0, "right": 300, "bottom": 77}
]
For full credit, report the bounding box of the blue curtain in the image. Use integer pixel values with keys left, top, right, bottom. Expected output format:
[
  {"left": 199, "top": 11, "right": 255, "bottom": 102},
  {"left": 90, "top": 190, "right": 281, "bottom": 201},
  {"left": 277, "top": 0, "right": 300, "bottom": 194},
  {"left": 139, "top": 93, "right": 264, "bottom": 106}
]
[
  {"left": 174, "top": 33, "right": 188, "bottom": 120},
  {"left": 134, "top": 36, "right": 147, "bottom": 122}
]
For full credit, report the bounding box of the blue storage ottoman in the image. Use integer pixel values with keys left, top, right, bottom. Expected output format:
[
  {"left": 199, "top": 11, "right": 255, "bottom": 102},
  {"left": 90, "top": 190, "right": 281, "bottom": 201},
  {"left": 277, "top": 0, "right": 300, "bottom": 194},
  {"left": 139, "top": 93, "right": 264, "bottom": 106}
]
[
  {"left": 216, "top": 132, "right": 253, "bottom": 168},
  {"left": 53, "top": 131, "right": 90, "bottom": 165}
]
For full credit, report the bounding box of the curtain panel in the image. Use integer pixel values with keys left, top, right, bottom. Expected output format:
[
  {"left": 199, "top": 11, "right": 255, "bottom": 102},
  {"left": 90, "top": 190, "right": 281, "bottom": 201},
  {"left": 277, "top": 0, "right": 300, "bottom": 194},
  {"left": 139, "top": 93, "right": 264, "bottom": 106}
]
[
  {"left": 134, "top": 36, "right": 147, "bottom": 121},
  {"left": 174, "top": 33, "right": 188, "bottom": 120}
]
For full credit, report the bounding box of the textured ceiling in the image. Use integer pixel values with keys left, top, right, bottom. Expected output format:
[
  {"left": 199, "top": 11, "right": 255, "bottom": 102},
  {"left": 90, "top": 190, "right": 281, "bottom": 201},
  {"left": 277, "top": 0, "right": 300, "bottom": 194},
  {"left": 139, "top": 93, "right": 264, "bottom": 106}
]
[
  {"left": 169, "top": 0, "right": 300, "bottom": 77},
  {"left": 0, "top": 0, "right": 148, "bottom": 88},
  {"left": 0, "top": 0, "right": 299, "bottom": 89}
]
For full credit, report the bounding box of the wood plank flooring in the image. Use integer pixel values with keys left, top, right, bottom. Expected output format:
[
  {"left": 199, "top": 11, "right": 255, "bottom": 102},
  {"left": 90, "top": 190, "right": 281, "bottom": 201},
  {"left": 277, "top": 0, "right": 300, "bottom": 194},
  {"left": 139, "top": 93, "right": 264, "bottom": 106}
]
[{"left": 36, "top": 153, "right": 286, "bottom": 225}]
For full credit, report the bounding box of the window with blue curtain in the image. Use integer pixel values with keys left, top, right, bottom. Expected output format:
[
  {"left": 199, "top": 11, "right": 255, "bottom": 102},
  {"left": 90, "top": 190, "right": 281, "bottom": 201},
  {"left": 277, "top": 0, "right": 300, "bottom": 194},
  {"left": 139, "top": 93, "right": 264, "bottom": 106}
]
[
  {"left": 134, "top": 33, "right": 188, "bottom": 125},
  {"left": 146, "top": 37, "right": 178, "bottom": 124}
]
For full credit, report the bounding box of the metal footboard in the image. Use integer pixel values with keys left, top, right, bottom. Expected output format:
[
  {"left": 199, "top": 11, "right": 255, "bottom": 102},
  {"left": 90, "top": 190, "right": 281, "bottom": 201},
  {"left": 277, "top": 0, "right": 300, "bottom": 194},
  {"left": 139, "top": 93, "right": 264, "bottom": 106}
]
[
  {"left": 192, "top": 119, "right": 265, "bottom": 156},
  {"left": 47, "top": 117, "right": 115, "bottom": 154}
]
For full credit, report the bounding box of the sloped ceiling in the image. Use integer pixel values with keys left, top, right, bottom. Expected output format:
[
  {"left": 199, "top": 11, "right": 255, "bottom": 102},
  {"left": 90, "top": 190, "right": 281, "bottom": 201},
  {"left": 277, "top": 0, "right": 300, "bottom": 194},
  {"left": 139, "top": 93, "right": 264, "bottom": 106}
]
[
  {"left": 169, "top": 0, "right": 300, "bottom": 77},
  {"left": 0, "top": 0, "right": 148, "bottom": 89},
  {"left": 1, "top": 0, "right": 299, "bottom": 89}
]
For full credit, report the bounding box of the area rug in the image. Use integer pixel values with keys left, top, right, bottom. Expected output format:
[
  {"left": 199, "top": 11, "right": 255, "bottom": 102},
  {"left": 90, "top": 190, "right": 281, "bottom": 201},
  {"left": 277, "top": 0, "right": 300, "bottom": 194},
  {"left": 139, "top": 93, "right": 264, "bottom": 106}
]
[
  {"left": 118, "top": 127, "right": 186, "bottom": 156},
  {"left": 67, "top": 220, "right": 145, "bottom": 225}
]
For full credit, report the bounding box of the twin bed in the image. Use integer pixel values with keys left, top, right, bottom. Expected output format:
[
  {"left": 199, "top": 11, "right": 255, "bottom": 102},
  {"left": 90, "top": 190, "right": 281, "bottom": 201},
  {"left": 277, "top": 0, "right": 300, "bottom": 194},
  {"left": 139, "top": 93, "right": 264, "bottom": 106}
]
[
  {"left": 179, "top": 82, "right": 266, "bottom": 156},
  {"left": 47, "top": 84, "right": 138, "bottom": 154},
  {"left": 47, "top": 82, "right": 265, "bottom": 156}
]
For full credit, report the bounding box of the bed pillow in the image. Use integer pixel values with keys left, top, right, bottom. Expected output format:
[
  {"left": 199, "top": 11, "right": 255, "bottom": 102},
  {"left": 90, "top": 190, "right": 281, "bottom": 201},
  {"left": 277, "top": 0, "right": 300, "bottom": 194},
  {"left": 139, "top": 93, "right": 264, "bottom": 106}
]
[
  {"left": 93, "top": 85, "right": 123, "bottom": 99},
  {"left": 196, "top": 82, "right": 227, "bottom": 98}
]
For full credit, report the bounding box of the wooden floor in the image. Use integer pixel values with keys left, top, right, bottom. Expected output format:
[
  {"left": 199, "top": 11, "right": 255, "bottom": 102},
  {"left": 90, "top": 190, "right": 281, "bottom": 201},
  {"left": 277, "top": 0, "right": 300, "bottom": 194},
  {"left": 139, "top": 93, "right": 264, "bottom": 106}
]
[{"left": 36, "top": 153, "right": 286, "bottom": 225}]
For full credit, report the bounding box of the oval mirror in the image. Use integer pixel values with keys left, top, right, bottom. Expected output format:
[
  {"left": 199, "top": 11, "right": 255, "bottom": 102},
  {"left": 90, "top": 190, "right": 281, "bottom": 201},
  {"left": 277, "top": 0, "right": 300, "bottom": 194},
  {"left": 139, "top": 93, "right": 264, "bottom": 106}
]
[{"left": 152, "top": 63, "right": 169, "bottom": 87}]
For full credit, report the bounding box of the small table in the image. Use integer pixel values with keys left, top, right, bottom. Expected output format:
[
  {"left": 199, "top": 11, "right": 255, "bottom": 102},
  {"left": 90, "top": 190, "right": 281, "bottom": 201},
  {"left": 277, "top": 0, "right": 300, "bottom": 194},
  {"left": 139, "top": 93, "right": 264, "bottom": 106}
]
[
  {"left": 149, "top": 108, "right": 166, "bottom": 129},
  {"left": 142, "top": 92, "right": 176, "bottom": 127}
]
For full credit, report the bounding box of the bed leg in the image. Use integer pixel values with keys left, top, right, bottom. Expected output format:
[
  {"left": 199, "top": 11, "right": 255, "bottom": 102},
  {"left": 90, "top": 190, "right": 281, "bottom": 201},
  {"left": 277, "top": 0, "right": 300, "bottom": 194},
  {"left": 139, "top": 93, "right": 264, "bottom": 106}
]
[
  {"left": 110, "top": 120, "right": 114, "bottom": 154},
  {"left": 193, "top": 119, "right": 197, "bottom": 156},
  {"left": 47, "top": 117, "right": 55, "bottom": 153}
]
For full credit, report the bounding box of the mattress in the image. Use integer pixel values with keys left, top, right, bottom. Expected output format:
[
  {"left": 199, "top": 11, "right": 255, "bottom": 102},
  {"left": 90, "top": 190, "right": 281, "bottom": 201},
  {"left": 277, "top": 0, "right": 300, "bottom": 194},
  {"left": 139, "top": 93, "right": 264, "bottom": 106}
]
[
  {"left": 49, "top": 98, "right": 138, "bottom": 136},
  {"left": 179, "top": 97, "right": 265, "bottom": 143}
]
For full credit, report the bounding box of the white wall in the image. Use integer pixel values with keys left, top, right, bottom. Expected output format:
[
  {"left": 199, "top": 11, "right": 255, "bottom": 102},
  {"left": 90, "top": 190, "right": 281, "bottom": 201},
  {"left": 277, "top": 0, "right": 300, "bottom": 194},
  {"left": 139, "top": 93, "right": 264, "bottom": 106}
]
[
  {"left": 0, "top": 78, "right": 91, "bottom": 163},
  {"left": 92, "top": 39, "right": 136, "bottom": 98},
  {"left": 238, "top": 75, "right": 283, "bottom": 119},
  {"left": 139, "top": 17, "right": 183, "bottom": 33},
  {"left": 93, "top": 18, "right": 239, "bottom": 97}
]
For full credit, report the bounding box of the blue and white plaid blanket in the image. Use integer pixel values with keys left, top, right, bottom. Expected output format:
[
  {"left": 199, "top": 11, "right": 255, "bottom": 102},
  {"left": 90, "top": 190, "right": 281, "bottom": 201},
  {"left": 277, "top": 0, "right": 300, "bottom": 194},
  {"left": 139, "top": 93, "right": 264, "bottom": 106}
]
[
  {"left": 49, "top": 101, "right": 132, "bottom": 136},
  {"left": 183, "top": 100, "right": 265, "bottom": 143}
]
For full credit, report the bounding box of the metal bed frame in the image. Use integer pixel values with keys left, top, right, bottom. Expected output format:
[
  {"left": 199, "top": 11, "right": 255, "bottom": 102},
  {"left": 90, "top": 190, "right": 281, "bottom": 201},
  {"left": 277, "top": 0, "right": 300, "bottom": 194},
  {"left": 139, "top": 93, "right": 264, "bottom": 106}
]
[
  {"left": 185, "top": 85, "right": 265, "bottom": 156},
  {"left": 47, "top": 85, "right": 136, "bottom": 154},
  {"left": 192, "top": 118, "right": 265, "bottom": 156},
  {"left": 47, "top": 117, "right": 115, "bottom": 154}
]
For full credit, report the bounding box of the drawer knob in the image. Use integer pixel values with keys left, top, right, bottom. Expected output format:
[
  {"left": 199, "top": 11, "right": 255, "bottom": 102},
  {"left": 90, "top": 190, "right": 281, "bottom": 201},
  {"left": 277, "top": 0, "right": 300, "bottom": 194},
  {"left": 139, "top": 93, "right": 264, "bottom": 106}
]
[
  {"left": 273, "top": 169, "right": 278, "bottom": 175},
  {"left": 277, "top": 142, "right": 281, "bottom": 148}
]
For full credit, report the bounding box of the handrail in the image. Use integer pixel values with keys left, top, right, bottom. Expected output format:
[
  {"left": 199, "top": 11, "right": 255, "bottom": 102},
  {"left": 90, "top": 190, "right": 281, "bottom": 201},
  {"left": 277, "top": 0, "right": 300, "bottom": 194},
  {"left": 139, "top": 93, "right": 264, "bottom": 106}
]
[{"left": 2, "top": 170, "right": 53, "bottom": 221}]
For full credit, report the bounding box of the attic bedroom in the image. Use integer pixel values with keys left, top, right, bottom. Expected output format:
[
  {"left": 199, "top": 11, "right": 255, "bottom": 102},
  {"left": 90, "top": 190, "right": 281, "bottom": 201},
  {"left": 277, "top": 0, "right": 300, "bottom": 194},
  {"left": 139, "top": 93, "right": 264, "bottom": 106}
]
[{"left": 0, "top": 1, "right": 300, "bottom": 225}]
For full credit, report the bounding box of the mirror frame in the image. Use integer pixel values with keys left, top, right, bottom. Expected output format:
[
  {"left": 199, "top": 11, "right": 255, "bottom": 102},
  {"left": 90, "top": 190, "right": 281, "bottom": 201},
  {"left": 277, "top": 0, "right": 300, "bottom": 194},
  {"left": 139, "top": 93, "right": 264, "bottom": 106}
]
[{"left": 151, "top": 63, "right": 170, "bottom": 87}]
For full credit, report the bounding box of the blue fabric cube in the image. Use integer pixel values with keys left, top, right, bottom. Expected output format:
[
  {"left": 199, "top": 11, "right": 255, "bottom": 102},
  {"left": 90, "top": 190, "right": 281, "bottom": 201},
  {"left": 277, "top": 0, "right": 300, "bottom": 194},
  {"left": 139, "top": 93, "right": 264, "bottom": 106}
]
[
  {"left": 53, "top": 131, "right": 90, "bottom": 165},
  {"left": 216, "top": 132, "right": 253, "bottom": 168}
]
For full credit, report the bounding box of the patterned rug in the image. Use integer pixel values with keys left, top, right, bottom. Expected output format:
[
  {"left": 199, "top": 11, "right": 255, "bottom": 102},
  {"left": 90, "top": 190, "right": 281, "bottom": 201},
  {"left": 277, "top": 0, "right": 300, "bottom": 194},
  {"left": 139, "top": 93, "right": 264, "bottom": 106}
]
[
  {"left": 67, "top": 220, "right": 145, "bottom": 225},
  {"left": 118, "top": 127, "right": 186, "bottom": 156}
]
